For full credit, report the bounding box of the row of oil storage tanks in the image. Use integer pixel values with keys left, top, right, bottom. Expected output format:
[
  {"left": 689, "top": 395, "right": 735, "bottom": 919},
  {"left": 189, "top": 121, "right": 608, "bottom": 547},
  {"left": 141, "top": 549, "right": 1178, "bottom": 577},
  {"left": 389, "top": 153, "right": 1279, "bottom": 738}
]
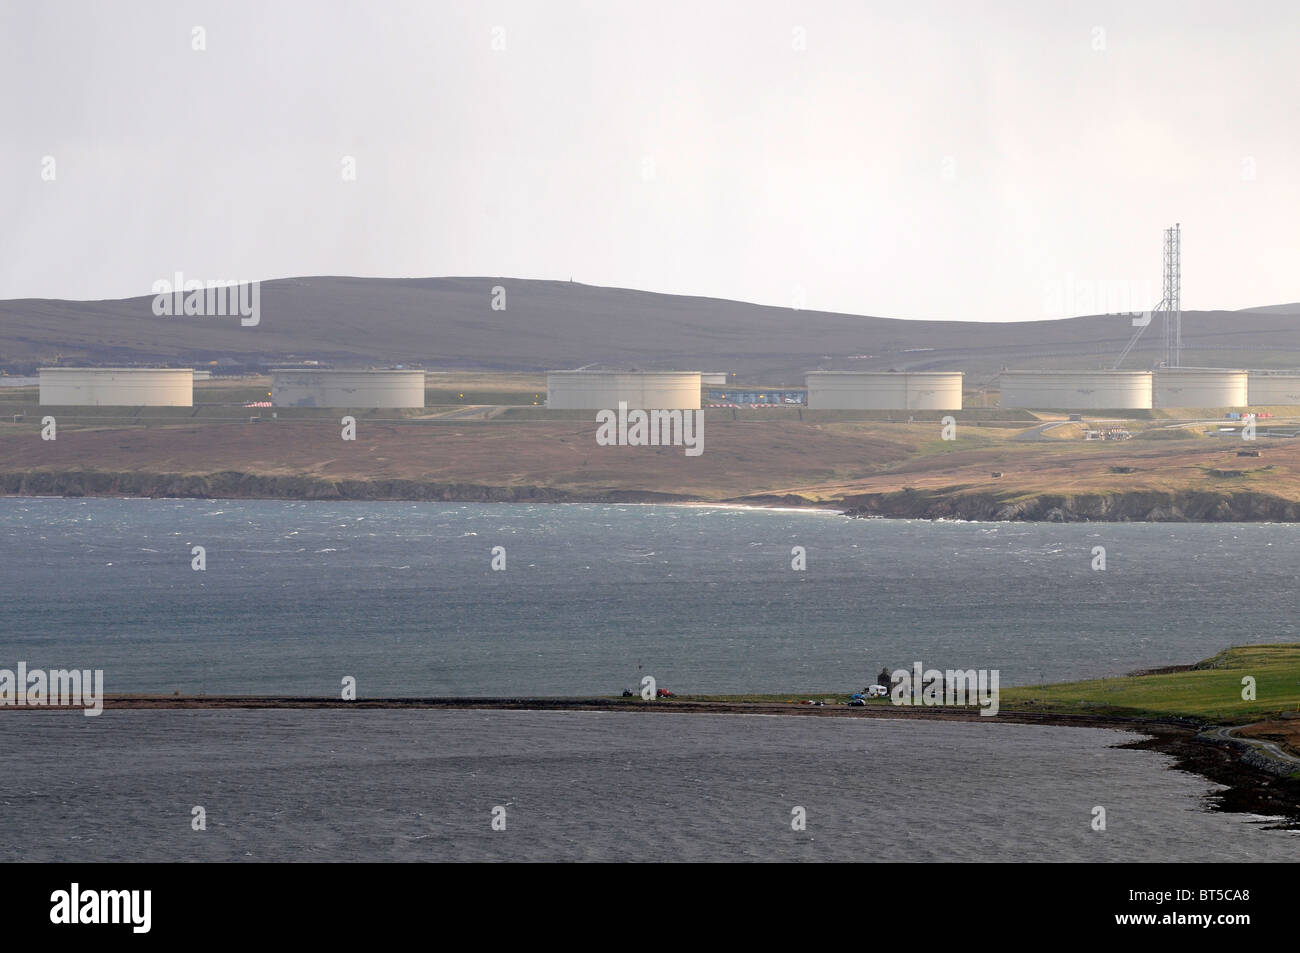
[
  {"left": 801, "top": 369, "right": 1300, "bottom": 410},
  {"left": 33, "top": 366, "right": 1300, "bottom": 411},
  {"left": 997, "top": 369, "right": 1295, "bottom": 410},
  {"left": 804, "top": 369, "right": 1300, "bottom": 410},
  {"left": 811, "top": 369, "right": 1300, "bottom": 410},
  {"left": 543, "top": 370, "right": 969, "bottom": 410},
  {"left": 545, "top": 369, "right": 1300, "bottom": 411},
  {"left": 36, "top": 368, "right": 429, "bottom": 407}
]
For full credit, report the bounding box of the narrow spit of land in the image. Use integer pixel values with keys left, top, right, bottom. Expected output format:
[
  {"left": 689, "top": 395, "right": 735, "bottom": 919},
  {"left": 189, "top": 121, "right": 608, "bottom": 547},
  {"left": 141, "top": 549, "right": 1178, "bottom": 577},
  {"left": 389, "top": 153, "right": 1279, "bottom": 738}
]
[{"left": 11, "top": 645, "right": 1298, "bottom": 826}]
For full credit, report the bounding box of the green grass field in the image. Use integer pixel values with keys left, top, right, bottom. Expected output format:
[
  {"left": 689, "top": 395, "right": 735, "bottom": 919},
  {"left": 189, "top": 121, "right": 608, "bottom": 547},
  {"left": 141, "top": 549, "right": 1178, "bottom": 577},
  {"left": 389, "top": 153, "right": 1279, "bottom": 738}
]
[
  {"left": 999, "top": 644, "right": 1300, "bottom": 722},
  {"left": 658, "top": 645, "right": 1300, "bottom": 724}
]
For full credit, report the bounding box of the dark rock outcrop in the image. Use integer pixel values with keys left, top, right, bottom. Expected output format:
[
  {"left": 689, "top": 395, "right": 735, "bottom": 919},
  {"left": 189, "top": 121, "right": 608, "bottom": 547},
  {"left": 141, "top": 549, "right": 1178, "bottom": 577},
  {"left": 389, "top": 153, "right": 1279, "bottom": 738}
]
[
  {"left": 842, "top": 488, "right": 1300, "bottom": 522},
  {"left": 0, "top": 470, "right": 694, "bottom": 505}
]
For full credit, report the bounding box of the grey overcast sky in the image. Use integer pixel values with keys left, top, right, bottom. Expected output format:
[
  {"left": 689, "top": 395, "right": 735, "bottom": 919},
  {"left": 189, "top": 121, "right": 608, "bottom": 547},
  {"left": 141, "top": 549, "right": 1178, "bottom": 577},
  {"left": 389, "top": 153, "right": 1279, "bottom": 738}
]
[{"left": 0, "top": 0, "right": 1295, "bottom": 320}]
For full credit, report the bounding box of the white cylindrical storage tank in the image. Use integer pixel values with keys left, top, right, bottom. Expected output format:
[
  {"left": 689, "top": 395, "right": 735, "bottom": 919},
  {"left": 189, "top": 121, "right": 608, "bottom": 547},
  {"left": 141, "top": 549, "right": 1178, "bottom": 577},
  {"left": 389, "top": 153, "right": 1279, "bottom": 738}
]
[
  {"left": 1153, "top": 369, "right": 1247, "bottom": 408},
  {"left": 1247, "top": 372, "right": 1300, "bottom": 405},
  {"left": 271, "top": 369, "right": 426, "bottom": 408},
  {"left": 804, "top": 372, "right": 963, "bottom": 410},
  {"left": 39, "top": 367, "right": 193, "bottom": 406},
  {"left": 546, "top": 371, "right": 702, "bottom": 409},
  {"left": 998, "top": 371, "right": 1152, "bottom": 410}
]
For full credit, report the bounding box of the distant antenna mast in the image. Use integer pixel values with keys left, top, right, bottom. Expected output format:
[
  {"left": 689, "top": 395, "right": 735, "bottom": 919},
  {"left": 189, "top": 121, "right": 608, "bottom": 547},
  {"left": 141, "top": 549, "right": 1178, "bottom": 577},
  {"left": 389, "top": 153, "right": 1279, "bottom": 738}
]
[
  {"left": 1113, "top": 223, "right": 1181, "bottom": 369},
  {"left": 1162, "top": 223, "right": 1182, "bottom": 367}
]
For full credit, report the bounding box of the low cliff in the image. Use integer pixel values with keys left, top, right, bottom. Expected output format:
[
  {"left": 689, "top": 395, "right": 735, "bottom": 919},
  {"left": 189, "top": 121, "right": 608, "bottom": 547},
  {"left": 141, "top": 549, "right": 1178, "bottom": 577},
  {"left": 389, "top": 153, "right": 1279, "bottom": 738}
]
[
  {"left": 0, "top": 470, "right": 692, "bottom": 504},
  {"left": 842, "top": 487, "right": 1300, "bottom": 522},
  {"left": 8, "top": 469, "right": 1300, "bottom": 522}
]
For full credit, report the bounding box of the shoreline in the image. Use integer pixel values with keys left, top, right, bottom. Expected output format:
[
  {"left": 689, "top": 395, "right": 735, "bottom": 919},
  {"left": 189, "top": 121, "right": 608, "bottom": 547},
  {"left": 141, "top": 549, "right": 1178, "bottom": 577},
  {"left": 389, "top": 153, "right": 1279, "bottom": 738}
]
[
  {"left": 0, "top": 489, "right": 845, "bottom": 513},
  {"left": 6, "top": 481, "right": 1300, "bottom": 522},
  {"left": 10, "top": 694, "right": 1299, "bottom": 827}
]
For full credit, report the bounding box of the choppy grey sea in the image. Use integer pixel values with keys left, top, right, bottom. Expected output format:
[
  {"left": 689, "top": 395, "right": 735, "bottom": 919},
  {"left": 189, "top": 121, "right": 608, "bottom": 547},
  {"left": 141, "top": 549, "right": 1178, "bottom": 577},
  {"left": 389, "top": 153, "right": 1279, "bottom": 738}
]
[
  {"left": 4, "top": 498, "right": 1299, "bottom": 694},
  {"left": 4, "top": 499, "right": 1299, "bottom": 860},
  {"left": 2, "top": 709, "right": 1295, "bottom": 862}
]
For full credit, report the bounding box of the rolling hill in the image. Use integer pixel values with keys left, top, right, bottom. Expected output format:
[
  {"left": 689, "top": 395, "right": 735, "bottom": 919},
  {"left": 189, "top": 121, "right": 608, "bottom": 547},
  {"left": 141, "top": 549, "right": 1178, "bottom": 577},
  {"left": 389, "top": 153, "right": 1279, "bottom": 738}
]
[{"left": 2, "top": 276, "right": 1298, "bottom": 381}]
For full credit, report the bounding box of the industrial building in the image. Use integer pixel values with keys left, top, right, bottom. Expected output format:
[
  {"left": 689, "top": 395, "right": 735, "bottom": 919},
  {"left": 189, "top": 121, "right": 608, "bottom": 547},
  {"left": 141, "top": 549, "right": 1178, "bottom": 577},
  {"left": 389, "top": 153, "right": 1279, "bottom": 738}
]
[
  {"left": 805, "top": 371, "right": 963, "bottom": 410},
  {"left": 1246, "top": 371, "right": 1300, "bottom": 406},
  {"left": 546, "top": 371, "right": 702, "bottom": 409},
  {"left": 271, "top": 369, "right": 426, "bottom": 408},
  {"left": 706, "top": 387, "right": 806, "bottom": 406},
  {"left": 39, "top": 367, "right": 193, "bottom": 406},
  {"left": 998, "top": 371, "right": 1152, "bottom": 410},
  {"left": 700, "top": 372, "right": 729, "bottom": 386},
  {"left": 1152, "top": 369, "right": 1247, "bottom": 408}
]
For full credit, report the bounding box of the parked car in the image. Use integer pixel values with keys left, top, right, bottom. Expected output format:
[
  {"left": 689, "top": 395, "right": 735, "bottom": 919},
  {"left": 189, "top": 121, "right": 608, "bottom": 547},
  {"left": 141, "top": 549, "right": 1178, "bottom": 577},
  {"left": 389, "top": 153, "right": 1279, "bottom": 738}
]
[{"left": 656, "top": 688, "right": 676, "bottom": 698}]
